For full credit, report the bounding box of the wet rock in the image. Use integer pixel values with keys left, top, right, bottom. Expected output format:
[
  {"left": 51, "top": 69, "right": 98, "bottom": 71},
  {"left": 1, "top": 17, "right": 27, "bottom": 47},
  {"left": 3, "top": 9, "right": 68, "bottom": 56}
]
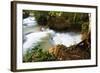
[{"left": 48, "top": 38, "right": 90, "bottom": 61}]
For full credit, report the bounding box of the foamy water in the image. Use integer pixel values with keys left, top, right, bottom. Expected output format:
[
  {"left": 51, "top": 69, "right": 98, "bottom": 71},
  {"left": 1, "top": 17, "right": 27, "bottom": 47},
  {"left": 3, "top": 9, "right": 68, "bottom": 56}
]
[
  {"left": 53, "top": 32, "right": 82, "bottom": 47},
  {"left": 23, "top": 17, "right": 82, "bottom": 54}
]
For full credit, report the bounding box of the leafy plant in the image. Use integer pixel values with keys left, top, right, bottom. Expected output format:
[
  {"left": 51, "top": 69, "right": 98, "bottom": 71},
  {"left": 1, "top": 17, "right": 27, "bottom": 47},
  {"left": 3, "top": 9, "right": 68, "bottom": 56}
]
[{"left": 23, "top": 44, "right": 56, "bottom": 62}]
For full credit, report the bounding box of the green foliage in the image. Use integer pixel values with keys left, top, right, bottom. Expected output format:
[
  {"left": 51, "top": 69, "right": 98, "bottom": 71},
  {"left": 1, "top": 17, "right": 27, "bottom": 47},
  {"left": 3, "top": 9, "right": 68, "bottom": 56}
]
[
  {"left": 81, "top": 22, "right": 89, "bottom": 33},
  {"left": 23, "top": 44, "right": 56, "bottom": 62},
  {"left": 48, "top": 11, "right": 62, "bottom": 16},
  {"left": 23, "top": 10, "right": 90, "bottom": 32},
  {"left": 33, "top": 11, "right": 49, "bottom": 26},
  {"left": 81, "top": 22, "right": 89, "bottom": 40},
  {"left": 23, "top": 49, "right": 33, "bottom": 62},
  {"left": 33, "top": 49, "right": 56, "bottom": 62},
  {"left": 23, "top": 10, "right": 30, "bottom": 18}
]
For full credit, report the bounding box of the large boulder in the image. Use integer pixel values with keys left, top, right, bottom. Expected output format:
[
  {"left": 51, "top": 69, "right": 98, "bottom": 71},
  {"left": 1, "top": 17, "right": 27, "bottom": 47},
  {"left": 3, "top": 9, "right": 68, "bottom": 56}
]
[
  {"left": 47, "top": 16, "right": 71, "bottom": 31},
  {"left": 48, "top": 44, "right": 90, "bottom": 61}
]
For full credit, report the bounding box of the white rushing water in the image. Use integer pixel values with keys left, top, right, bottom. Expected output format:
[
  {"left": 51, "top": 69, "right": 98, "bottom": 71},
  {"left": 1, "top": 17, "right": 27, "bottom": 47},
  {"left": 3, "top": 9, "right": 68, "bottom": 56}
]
[
  {"left": 53, "top": 32, "right": 82, "bottom": 47},
  {"left": 23, "top": 16, "right": 37, "bottom": 27},
  {"left": 23, "top": 30, "right": 55, "bottom": 54},
  {"left": 23, "top": 16, "right": 82, "bottom": 54}
]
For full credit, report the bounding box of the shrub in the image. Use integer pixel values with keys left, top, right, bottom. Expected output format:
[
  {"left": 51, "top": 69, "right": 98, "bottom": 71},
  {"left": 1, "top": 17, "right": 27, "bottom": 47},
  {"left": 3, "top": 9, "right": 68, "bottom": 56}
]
[{"left": 23, "top": 44, "right": 56, "bottom": 62}]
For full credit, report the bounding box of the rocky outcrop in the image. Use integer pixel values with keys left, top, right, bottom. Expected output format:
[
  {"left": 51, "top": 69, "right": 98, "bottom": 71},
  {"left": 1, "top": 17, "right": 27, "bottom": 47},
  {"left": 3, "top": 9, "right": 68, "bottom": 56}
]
[
  {"left": 47, "top": 16, "right": 71, "bottom": 31},
  {"left": 48, "top": 37, "right": 90, "bottom": 61}
]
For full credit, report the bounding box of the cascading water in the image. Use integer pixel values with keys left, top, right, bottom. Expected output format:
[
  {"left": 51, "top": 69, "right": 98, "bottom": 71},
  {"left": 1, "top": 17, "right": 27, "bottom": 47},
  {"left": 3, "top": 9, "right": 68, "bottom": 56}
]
[{"left": 23, "top": 16, "right": 82, "bottom": 55}]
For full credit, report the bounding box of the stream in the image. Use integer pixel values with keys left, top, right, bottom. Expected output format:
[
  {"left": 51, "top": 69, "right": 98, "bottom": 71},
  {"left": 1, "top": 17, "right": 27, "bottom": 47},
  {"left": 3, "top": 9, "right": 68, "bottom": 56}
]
[{"left": 23, "top": 16, "right": 82, "bottom": 54}]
